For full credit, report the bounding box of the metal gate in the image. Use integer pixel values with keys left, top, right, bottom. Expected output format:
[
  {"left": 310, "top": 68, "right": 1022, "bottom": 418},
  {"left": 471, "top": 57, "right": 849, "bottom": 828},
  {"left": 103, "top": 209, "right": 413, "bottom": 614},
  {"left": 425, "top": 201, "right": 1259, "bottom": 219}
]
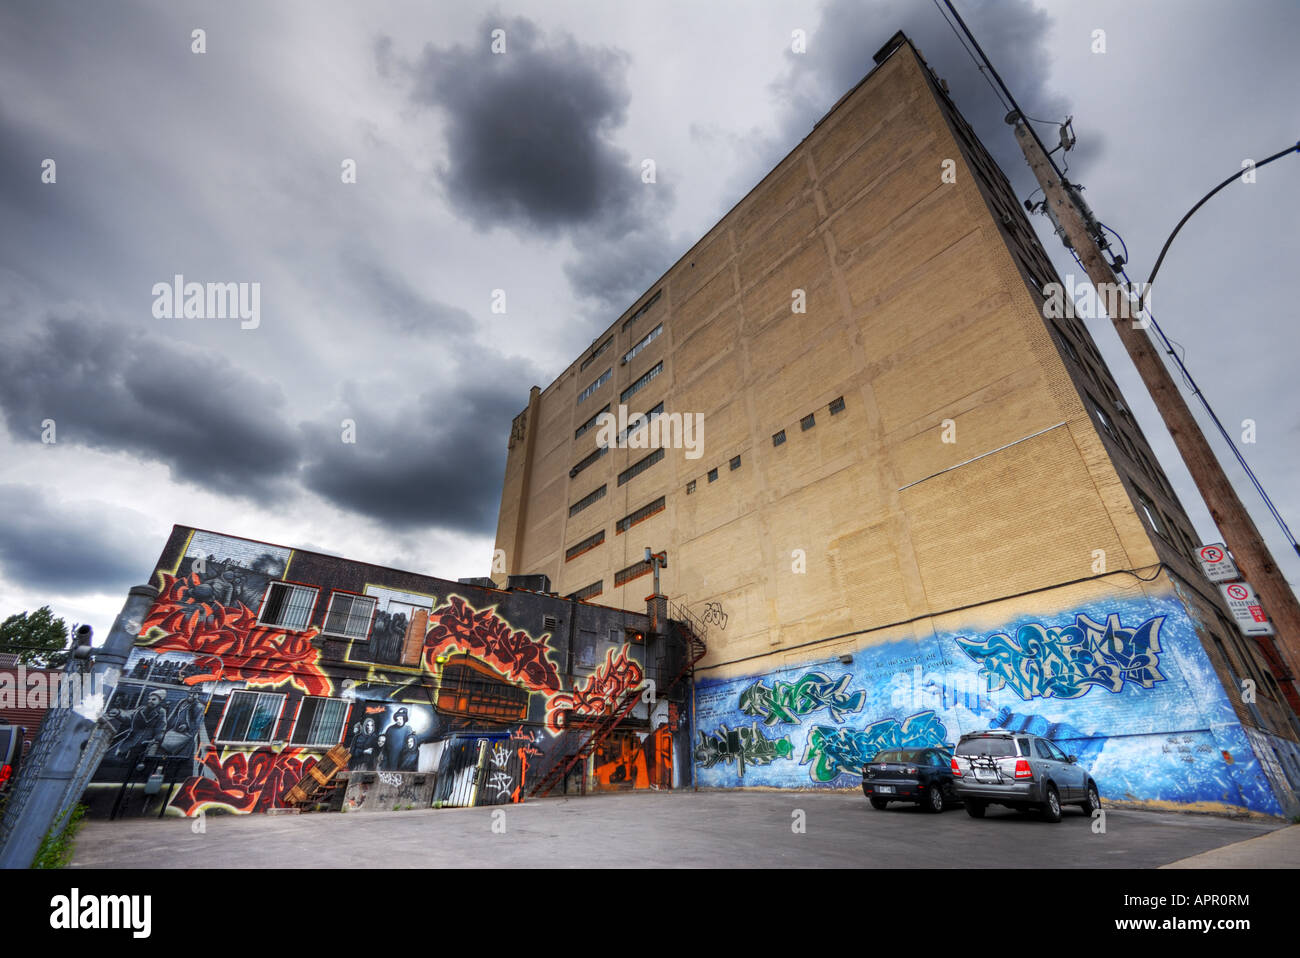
[{"left": 433, "top": 736, "right": 525, "bottom": 807}]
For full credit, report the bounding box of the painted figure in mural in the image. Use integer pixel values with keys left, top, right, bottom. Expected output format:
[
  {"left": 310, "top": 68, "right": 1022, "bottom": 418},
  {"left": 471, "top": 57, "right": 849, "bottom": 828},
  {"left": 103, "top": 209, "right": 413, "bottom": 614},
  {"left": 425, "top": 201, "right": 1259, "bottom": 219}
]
[
  {"left": 160, "top": 686, "right": 207, "bottom": 756},
  {"left": 398, "top": 735, "right": 420, "bottom": 772},
  {"left": 371, "top": 611, "right": 408, "bottom": 665},
  {"left": 110, "top": 689, "right": 170, "bottom": 762},
  {"left": 349, "top": 717, "right": 380, "bottom": 770},
  {"left": 381, "top": 709, "right": 412, "bottom": 770}
]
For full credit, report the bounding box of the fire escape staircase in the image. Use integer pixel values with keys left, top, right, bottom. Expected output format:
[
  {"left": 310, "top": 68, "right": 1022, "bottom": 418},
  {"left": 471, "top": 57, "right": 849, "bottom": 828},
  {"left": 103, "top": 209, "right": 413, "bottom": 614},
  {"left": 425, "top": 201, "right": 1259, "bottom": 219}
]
[{"left": 529, "top": 604, "right": 707, "bottom": 798}]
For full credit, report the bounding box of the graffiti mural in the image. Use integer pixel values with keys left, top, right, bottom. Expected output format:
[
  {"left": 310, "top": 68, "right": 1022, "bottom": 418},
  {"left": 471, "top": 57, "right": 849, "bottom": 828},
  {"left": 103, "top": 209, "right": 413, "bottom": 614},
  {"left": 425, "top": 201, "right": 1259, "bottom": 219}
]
[
  {"left": 421, "top": 595, "right": 563, "bottom": 693},
  {"left": 692, "top": 596, "right": 1290, "bottom": 815},
  {"left": 802, "top": 711, "right": 948, "bottom": 783},
  {"left": 171, "top": 746, "right": 315, "bottom": 816},
  {"left": 955, "top": 613, "right": 1165, "bottom": 700},
  {"left": 694, "top": 722, "right": 793, "bottom": 776},
  {"left": 739, "top": 672, "right": 866, "bottom": 725},
  {"left": 545, "top": 645, "right": 643, "bottom": 733}
]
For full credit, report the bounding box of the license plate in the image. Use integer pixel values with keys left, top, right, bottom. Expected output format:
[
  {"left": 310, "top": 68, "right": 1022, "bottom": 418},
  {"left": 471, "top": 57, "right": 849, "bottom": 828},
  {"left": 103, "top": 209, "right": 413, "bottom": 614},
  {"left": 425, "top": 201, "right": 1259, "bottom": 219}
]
[
  {"left": 875, "top": 785, "right": 895, "bottom": 794},
  {"left": 974, "top": 770, "right": 1000, "bottom": 782}
]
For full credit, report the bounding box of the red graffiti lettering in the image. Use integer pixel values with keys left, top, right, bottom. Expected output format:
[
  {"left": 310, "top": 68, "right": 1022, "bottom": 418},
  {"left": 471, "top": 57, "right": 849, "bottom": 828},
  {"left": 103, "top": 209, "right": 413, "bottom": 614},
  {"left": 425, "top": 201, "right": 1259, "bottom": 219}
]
[
  {"left": 170, "top": 746, "right": 316, "bottom": 816},
  {"left": 422, "top": 596, "right": 561, "bottom": 693},
  {"left": 545, "top": 645, "right": 643, "bottom": 734}
]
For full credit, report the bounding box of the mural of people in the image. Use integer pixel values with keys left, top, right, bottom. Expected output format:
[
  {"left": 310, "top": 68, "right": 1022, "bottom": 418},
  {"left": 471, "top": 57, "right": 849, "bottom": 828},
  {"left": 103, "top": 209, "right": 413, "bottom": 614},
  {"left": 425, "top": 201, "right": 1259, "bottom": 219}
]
[
  {"left": 110, "top": 689, "right": 169, "bottom": 763},
  {"left": 398, "top": 734, "right": 420, "bottom": 771},
  {"left": 161, "top": 685, "right": 208, "bottom": 757},
  {"left": 381, "top": 708, "right": 412, "bottom": 770},
  {"left": 348, "top": 717, "right": 380, "bottom": 770}
]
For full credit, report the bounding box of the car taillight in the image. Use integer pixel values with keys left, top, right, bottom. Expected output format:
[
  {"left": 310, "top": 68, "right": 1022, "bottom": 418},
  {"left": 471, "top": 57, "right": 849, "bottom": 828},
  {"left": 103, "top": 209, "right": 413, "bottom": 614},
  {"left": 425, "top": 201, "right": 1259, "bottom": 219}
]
[
  {"left": 905, "top": 766, "right": 917, "bottom": 775},
  {"left": 1014, "top": 759, "right": 1032, "bottom": 779},
  {"left": 0, "top": 764, "right": 11, "bottom": 784},
  {"left": 951, "top": 757, "right": 961, "bottom": 777}
]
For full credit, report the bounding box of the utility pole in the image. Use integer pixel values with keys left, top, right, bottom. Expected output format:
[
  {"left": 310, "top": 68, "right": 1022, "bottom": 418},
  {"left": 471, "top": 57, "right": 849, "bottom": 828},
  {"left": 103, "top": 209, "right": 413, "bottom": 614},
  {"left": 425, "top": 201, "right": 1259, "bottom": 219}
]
[{"left": 1011, "top": 117, "right": 1300, "bottom": 712}]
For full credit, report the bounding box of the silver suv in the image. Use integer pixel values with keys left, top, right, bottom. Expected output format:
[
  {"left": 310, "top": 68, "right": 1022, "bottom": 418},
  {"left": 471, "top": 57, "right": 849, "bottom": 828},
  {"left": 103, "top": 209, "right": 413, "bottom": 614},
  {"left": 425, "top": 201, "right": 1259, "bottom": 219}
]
[{"left": 950, "top": 730, "right": 1100, "bottom": 823}]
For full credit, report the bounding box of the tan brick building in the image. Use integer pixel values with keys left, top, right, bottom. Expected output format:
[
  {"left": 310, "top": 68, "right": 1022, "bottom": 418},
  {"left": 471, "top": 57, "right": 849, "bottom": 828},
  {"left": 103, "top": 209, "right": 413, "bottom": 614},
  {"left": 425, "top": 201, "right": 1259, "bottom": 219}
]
[{"left": 494, "top": 33, "right": 1300, "bottom": 812}]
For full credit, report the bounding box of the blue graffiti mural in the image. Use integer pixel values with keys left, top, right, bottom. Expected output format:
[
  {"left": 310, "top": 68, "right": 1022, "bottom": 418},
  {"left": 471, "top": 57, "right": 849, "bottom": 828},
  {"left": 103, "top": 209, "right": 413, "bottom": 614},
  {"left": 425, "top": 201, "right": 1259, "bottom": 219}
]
[
  {"left": 801, "top": 710, "right": 948, "bottom": 783},
  {"left": 695, "top": 722, "right": 793, "bottom": 776},
  {"left": 987, "top": 708, "right": 1107, "bottom": 766},
  {"left": 955, "top": 613, "right": 1166, "bottom": 700},
  {"left": 738, "top": 671, "right": 866, "bottom": 725}
]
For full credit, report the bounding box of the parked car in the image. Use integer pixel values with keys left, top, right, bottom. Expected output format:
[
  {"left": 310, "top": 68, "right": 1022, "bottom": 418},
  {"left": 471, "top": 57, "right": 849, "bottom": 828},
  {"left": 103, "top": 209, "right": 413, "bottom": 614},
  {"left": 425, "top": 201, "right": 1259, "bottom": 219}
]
[
  {"left": 950, "top": 730, "right": 1100, "bottom": 823},
  {"left": 0, "top": 725, "right": 26, "bottom": 796},
  {"left": 862, "top": 747, "right": 958, "bottom": 812}
]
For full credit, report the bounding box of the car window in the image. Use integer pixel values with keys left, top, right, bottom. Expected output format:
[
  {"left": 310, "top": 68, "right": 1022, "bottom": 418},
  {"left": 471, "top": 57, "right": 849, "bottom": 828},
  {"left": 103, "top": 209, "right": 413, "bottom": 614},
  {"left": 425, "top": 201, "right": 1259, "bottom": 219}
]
[
  {"left": 871, "top": 750, "right": 904, "bottom": 763},
  {"left": 1016, "top": 738, "right": 1031, "bottom": 756},
  {"left": 956, "top": 737, "right": 1015, "bottom": 757},
  {"left": 928, "top": 751, "right": 947, "bottom": 766},
  {"left": 1035, "top": 739, "right": 1055, "bottom": 760},
  {"left": 1045, "top": 740, "right": 1069, "bottom": 762}
]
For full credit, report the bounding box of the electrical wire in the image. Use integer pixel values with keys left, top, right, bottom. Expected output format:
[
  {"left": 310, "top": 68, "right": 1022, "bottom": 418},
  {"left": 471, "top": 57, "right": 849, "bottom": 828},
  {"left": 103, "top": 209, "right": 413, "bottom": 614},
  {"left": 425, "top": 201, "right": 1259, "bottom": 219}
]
[
  {"left": 1139, "top": 141, "right": 1300, "bottom": 312},
  {"left": 1091, "top": 218, "right": 1300, "bottom": 555},
  {"left": 930, "top": 0, "right": 1011, "bottom": 113}
]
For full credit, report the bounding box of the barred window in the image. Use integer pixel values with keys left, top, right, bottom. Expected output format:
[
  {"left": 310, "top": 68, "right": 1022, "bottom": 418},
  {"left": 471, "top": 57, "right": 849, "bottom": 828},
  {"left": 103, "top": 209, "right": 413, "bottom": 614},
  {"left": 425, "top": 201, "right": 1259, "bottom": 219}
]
[
  {"left": 707, "top": 468, "right": 718, "bottom": 483},
  {"left": 578, "top": 368, "right": 611, "bottom": 405},
  {"left": 616, "top": 496, "right": 666, "bottom": 534},
  {"left": 614, "top": 559, "right": 653, "bottom": 587},
  {"left": 565, "top": 529, "right": 606, "bottom": 562},
  {"left": 621, "top": 361, "right": 663, "bottom": 403},
  {"left": 258, "top": 582, "right": 318, "bottom": 631},
  {"left": 570, "top": 444, "right": 608, "bottom": 479},
  {"left": 567, "top": 581, "right": 603, "bottom": 602},
  {"left": 623, "top": 323, "right": 663, "bottom": 365},
  {"left": 216, "top": 690, "right": 286, "bottom": 744},
  {"left": 569, "top": 484, "right": 607, "bottom": 517},
  {"left": 800, "top": 413, "right": 816, "bottom": 431},
  {"left": 289, "top": 696, "right": 351, "bottom": 747},
  {"left": 580, "top": 337, "right": 613, "bottom": 372},
  {"left": 829, "top": 396, "right": 846, "bottom": 415},
  {"left": 618, "top": 448, "right": 664, "bottom": 487},
  {"left": 622, "top": 289, "right": 662, "bottom": 332},
  {"left": 575, "top": 404, "right": 611, "bottom": 440},
  {"left": 322, "top": 592, "right": 377, "bottom": 640},
  {"left": 686, "top": 480, "right": 696, "bottom": 494},
  {"left": 730, "top": 455, "right": 741, "bottom": 471},
  {"left": 772, "top": 430, "right": 786, "bottom": 447}
]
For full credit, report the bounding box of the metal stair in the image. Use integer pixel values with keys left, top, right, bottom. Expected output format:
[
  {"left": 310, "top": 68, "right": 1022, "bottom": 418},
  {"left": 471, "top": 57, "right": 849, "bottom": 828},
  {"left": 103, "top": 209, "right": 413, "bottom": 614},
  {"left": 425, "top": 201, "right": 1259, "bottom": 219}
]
[{"left": 529, "top": 606, "right": 707, "bottom": 798}]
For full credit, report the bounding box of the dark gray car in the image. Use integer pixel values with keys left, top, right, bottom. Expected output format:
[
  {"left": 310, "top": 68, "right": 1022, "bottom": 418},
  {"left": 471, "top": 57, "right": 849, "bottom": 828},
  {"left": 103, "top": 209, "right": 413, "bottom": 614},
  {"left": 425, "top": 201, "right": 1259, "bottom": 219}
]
[{"left": 951, "top": 730, "right": 1100, "bottom": 822}]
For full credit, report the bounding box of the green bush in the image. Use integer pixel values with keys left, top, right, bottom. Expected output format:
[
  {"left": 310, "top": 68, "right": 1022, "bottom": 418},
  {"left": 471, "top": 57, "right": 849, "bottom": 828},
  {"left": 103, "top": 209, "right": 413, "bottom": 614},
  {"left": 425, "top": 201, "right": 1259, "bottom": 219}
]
[{"left": 33, "top": 804, "right": 88, "bottom": 869}]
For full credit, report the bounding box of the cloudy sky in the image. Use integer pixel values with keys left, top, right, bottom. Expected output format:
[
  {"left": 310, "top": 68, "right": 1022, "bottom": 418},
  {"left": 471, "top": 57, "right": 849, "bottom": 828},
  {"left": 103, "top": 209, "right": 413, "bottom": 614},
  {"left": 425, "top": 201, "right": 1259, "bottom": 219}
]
[{"left": 1, "top": 0, "right": 1297, "bottom": 641}]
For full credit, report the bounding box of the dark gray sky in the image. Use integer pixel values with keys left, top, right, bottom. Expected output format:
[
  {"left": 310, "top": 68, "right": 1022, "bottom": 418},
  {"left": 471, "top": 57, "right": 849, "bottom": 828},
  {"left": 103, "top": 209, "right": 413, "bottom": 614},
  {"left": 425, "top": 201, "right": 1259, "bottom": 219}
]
[{"left": 1, "top": 0, "right": 1297, "bottom": 639}]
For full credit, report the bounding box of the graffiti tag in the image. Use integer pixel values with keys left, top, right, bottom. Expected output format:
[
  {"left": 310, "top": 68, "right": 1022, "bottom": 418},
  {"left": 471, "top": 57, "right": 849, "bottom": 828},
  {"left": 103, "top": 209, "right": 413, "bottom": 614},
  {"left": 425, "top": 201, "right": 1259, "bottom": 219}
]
[
  {"left": 700, "top": 602, "right": 728, "bottom": 630},
  {"left": 956, "top": 613, "right": 1165, "bottom": 700},
  {"left": 801, "top": 710, "right": 948, "bottom": 783},
  {"left": 694, "top": 722, "right": 793, "bottom": 776},
  {"left": 738, "top": 671, "right": 866, "bottom": 726},
  {"left": 422, "top": 595, "right": 563, "bottom": 693}
]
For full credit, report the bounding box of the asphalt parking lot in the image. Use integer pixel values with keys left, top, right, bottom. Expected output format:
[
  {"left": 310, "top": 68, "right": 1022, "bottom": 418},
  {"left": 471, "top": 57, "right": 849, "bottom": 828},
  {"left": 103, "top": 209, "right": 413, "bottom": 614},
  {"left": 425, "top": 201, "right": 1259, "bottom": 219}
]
[{"left": 68, "top": 790, "right": 1295, "bottom": 868}]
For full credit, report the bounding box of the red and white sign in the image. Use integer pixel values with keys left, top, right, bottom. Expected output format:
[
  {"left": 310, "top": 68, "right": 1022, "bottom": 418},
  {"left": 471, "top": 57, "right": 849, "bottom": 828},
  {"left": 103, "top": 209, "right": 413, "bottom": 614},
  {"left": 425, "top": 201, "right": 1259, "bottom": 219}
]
[
  {"left": 1219, "top": 581, "right": 1275, "bottom": 636},
  {"left": 1196, "top": 543, "right": 1238, "bottom": 583}
]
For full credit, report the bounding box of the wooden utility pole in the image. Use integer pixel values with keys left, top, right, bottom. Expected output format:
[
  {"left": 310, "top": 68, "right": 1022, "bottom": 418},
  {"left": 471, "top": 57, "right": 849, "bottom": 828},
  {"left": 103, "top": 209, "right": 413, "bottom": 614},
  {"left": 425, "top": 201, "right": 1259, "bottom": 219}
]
[{"left": 1011, "top": 118, "right": 1300, "bottom": 712}]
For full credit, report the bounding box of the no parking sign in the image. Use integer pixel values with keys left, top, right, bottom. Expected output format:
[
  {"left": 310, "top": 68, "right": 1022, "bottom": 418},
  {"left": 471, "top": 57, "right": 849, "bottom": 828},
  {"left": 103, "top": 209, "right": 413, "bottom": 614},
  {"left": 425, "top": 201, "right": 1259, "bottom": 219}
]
[{"left": 1219, "top": 581, "right": 1276, "bottom": 636}]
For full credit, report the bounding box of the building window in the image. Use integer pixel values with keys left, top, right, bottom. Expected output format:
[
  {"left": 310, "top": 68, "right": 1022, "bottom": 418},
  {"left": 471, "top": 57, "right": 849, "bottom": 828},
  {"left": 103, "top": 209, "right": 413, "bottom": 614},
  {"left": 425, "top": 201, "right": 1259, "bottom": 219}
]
[
  {"left": 1087, "top": 397, "right": 1119, "bottom": 443},
  {"left": 617, "top": 401, "right": 663, "bottom": 446},
  {"left": 570, "top": 444, "right": 608, "bottom": 479},
  {"left": 617, "top": 448, "right": 664, "bottom": 486},
  {"left": 616, "top": 496, "right": 666, "bottom": 534},
  {"left": 772, "top": 430, "right": 786, "bottom": 447},
  {"left": 623, "top": 323, "right": 663, "bottom": 365},
  {"left": 575, "top": 404, "right": 611, "bottom": 440},
  {"left": 686, "top": 480, "right": 696, "bottom": 494},
  {"left": 614, "top": 559, "right": 653, "bottom": 587},
  {"left": 1135, "top": 489, "right": 1170, "bottom": 541},
  {"left": 258, "top": 582, "right": 319, "bottom": 631},
  {"left": 565, "top": 529, "right": 606, "bottom": 562},
  {"left": 568, "top": 581, "right": 603, "bottom": 602},
  {"left": 578, "top": 368, "right": 611, "bottom": 405},
  {"left": 289, "top": 696, "right": 351, "bottom": 747},
  {"left": 622, "top": 289, "right": 662, "bottom": 332},
  {"left": 730, "top": 455, "right": 741, "bottom": 471},
  {"left": 569, "top": 484, "right": 608, "bottom": 517},
  {"left": 216, "top": 690, "right": 286, "bottom": 745},
  {"left": 621, "top": 361, "right": 663, "bottom": 403},
  {"left": 707, "top": 468, "right": 718, "bottom": 483},
  {"left": 829, "top": 396, "right": 845, "bottom": 415},
  {"left": 580, "top": 337, "right": 613, "bottom": 373},
  {"left": 800, "top": 413, "right": 816, "bottom": 432},
  {"left": 322, "top": 593, "right": 377, "bottom": 640}
]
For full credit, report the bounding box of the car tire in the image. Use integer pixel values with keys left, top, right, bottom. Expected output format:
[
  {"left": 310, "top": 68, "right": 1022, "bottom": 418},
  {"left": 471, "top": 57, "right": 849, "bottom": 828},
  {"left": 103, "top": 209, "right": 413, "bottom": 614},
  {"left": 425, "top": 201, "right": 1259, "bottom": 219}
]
[
  {"left": 1081, "top": 781, "right": 1100, "bottom": 816},
  {"left": 869, "top": 797, "right": 889, "bottom": 810},
  {"left": 1041, "top": 784, "right": 1062, "bottom": 823},
  {"left": 965, "top": 800, "right": 986, "bottom": 818},
  {"left": 926, "top": 784, "right": 945, "bottom": 813}
]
